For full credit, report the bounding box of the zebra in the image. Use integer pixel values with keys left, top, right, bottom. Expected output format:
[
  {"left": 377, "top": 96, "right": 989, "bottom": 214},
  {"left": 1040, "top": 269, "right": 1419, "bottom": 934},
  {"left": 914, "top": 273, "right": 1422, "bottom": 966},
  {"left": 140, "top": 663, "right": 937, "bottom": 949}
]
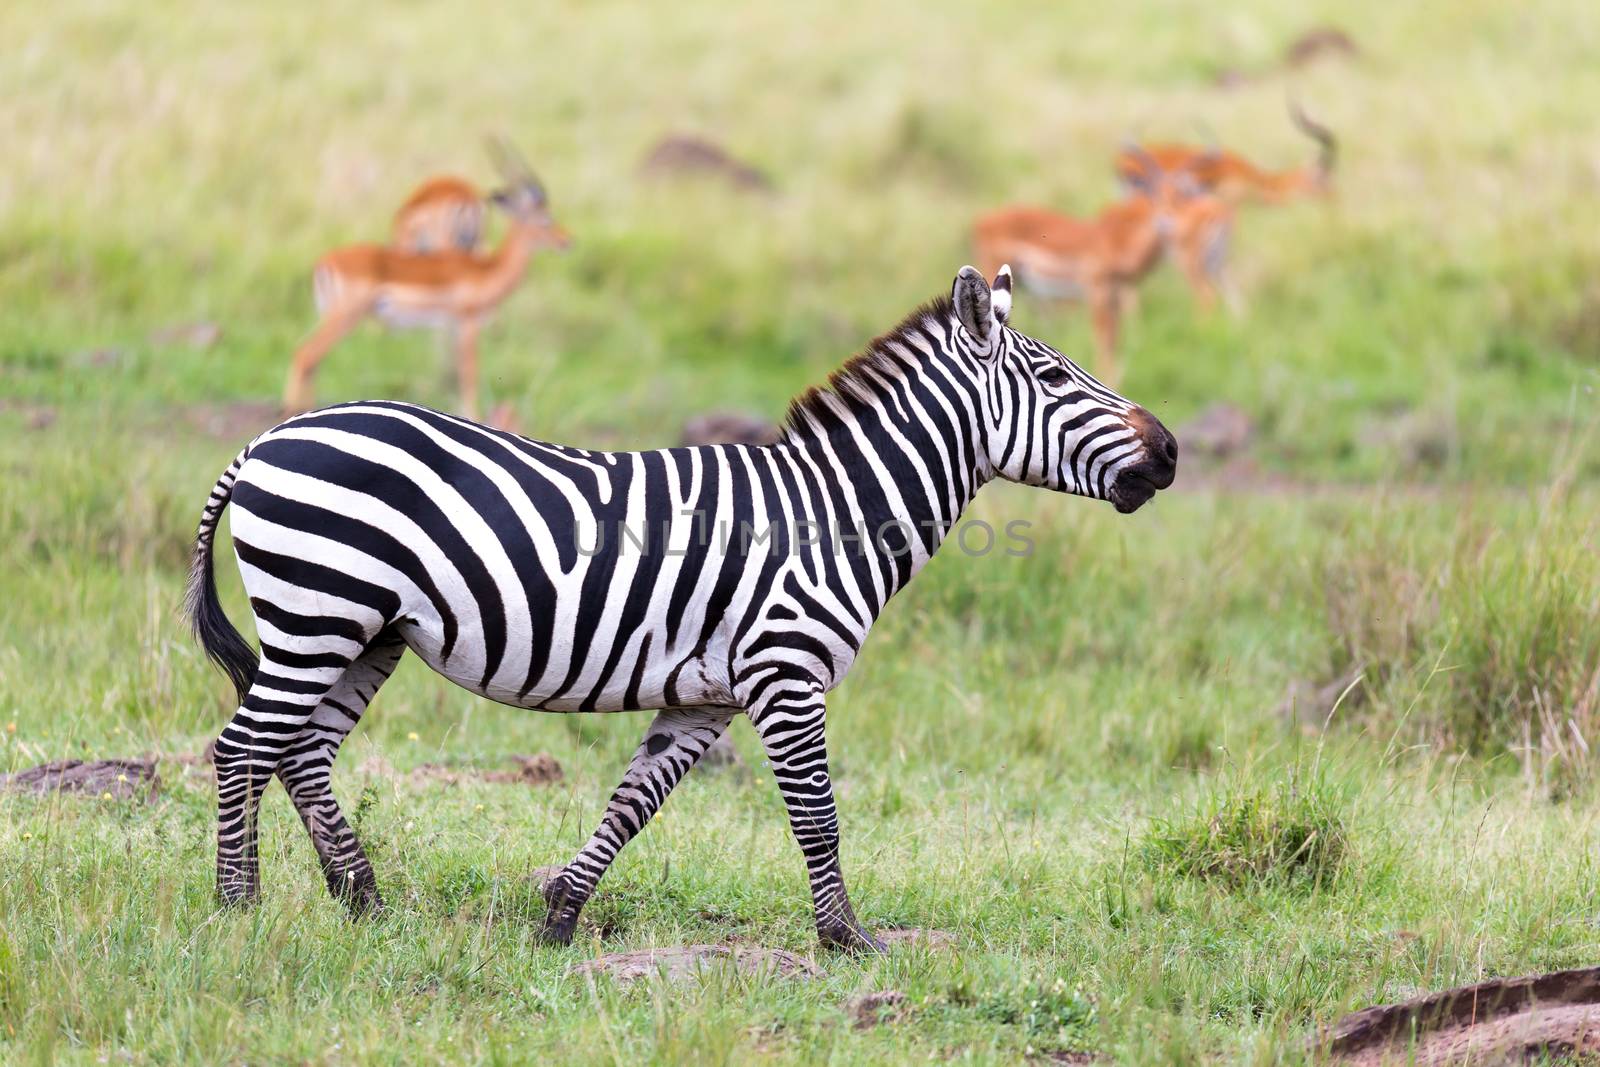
[{"left": 187, "top": 265, "right": 1177, "bottom": 952}]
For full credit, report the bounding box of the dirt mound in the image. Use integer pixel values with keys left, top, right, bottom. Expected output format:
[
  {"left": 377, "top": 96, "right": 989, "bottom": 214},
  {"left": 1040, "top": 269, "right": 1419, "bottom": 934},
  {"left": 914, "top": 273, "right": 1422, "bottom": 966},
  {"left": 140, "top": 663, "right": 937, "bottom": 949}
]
[
  {"left": 570, "top": 944, "right": 820, "bottom": 984},
  {"left": 1323, "top": 966, "right": 1600, "bottom": 1065},
  {"left": 411, "top": 753, "right": 563, "bottom": 786},
  {"left": 849, "top": 989, "right": 908, "bottom": 1029},
  {"left": 1177, "top": 403, "right": 1255, "bottom": 460},
  {"left": 180, "top": 402, "right": 283, "bottom": 440},
  {"left": 1285, "top": 26, "right": 1359, "bottom": 68},
  {"left": 0, "top": 758, "right": 159, "bottom": 800},
  {"left": 681, "top": 411, "right": 781, "bottom": 447},
  {"left": 639, "top": 135, "right": 771, "bottom": 192}
]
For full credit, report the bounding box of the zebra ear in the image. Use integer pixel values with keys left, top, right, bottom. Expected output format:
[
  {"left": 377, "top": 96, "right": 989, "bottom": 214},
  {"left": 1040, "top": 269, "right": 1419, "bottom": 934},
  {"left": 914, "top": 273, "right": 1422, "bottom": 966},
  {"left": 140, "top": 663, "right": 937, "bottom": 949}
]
[
  {"left": 952, "top": 265, "right": 996, "bottom": 347},
  {"left": 990, "top": 264, "right": 1013, "bottom": 325}
]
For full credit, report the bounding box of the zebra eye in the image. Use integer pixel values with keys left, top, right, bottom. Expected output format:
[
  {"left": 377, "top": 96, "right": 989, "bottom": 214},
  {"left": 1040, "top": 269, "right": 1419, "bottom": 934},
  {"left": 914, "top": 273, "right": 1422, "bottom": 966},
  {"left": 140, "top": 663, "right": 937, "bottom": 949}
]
[{"left": 1039, "top": 366, "right": 1071, "bottom": 386}]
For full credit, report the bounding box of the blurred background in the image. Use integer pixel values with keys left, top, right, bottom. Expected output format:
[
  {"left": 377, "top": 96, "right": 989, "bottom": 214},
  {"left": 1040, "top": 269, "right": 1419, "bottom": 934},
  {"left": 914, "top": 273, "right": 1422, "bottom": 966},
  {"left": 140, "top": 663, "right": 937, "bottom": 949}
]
[
  {"left": 2, "top": 2, "right": 1599, "bottom": 1062},
  {"left": 2, "top": 0, "right": 1594, "bottom": 478}
]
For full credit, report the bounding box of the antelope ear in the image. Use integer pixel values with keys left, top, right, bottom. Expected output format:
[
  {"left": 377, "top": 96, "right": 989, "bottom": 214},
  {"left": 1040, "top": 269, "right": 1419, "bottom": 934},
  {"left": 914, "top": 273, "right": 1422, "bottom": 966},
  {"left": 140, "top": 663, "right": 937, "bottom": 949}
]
[
  {"left": 952, "top": 265, "right": 995, "bottom": 345},
  {"left": 990, "top": 264, "right": 1013, "bottom": 325}
]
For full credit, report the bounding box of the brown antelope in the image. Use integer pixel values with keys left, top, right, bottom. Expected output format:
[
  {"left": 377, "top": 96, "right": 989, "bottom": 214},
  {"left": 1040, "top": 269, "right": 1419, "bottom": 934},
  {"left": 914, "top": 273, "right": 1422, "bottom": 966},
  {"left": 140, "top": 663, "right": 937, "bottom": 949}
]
[
  {"left": 392, "top": 175, "right": 485, "bottom": 253},
  {"left": 283, "top": 140, "right": 570, "bottom": 420},
  {"left": 972, "top": 157, "right": 1227, "bottom": 383},
  {"left": 1114, "top": 103, "right": 1338, "bottom": 205}
]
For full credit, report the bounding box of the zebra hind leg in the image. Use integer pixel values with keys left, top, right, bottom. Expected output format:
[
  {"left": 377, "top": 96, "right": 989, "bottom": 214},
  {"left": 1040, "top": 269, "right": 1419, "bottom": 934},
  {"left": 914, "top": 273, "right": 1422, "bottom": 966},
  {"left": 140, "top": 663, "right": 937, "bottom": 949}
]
[
  {"left": 277, "top": 634, "right": 406, "bottom": 914},
  {"left": 539, "top": 706, "right": 734, "bottom": 946},
  {"left": 749, "top": 682, "right": 884, "bottom": 954},
  {"left": 213, "top": 644, "right": 360, "bottom": 907}
]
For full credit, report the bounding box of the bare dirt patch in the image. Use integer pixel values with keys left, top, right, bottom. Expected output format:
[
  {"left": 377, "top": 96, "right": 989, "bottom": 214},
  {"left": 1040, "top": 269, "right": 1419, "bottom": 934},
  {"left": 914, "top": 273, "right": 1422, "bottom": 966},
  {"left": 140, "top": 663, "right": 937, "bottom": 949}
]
[
  {"left": 848, "top": 989, "right": 908, "bottom": 1029},
  {"left": 570, "top": 945, "right": 820, "bottom": 984},
  {"left": 681, "top": 411, "right": 781, "bottom": 447},
  {"left": 639, "top": 135, "right": 772, "bottom": 192},
  {"left": 411, "top": 753, "right": 563, "bottom": 787},
  {"left": 179, "top": 401, "right": 283, "bottom": 441},
  {"left": 1177, "top": 403, "right": 1255, "bottom": 461},
  {"left": 1322, "top": 966, "right": 1600, "bottom": 1065},
  {"left": 0, "top": 758, "right": 159, "bottom": 800}
]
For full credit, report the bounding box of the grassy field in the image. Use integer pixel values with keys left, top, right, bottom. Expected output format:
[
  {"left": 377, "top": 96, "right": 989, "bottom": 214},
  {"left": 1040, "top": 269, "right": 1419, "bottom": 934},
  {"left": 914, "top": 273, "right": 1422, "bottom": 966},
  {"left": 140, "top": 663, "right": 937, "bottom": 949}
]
[{"left": 3, "top": 0, "right": 1600, "bottom": 1063}]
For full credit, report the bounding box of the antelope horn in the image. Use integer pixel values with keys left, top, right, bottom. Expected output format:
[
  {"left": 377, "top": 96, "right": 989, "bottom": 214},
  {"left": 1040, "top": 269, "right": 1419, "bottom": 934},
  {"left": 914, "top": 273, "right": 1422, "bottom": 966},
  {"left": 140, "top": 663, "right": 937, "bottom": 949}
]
[
  {"left": 486, "top": 134, "right": 548, "bottom": 202},
  {"left": 485, "top": 135, "right": 517, "bottom": 180},
  {"left": 1288, "top": 97, "right": 1337, "bottom": 176}
]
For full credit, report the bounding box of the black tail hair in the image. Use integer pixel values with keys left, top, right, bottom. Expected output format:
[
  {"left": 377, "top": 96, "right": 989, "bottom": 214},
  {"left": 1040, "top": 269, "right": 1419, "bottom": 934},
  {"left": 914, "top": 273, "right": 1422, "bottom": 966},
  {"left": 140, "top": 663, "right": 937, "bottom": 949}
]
[{"left": 184, "top": 449, "right": 259, "bottom": 703}]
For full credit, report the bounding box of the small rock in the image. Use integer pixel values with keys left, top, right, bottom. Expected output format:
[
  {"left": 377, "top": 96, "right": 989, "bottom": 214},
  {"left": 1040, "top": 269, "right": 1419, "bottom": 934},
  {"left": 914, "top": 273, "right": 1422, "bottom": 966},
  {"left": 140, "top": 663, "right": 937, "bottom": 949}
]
[
  {"left": 681, "top": 411, "right": 781, "bottom": 447},
  {"left": 639, "top": 135, "right": 772, "bottom": 192},
  {"left": 1176, "top": 403, "right": 1254, "bottom": 460},
  {"left": 149, "top": 321, "right": 223, "bottom": 350},
  {"left": 1276, "top": 665, "right": 1367, "bottom": 733},
  {"left": 528, "top": 864, "right": 565, "bottom": 889},
  {"left": 0, "top": 758, "right": 159, "bottom": 800},
  {"left": 700, "top": 734, "right": 744, "bottom": 769},
  {"left": 848, "top": 989, "right": 908, "bottom": 1029},
  {"left": 570, "top": 945, "right": 820, "bottom": 984}
]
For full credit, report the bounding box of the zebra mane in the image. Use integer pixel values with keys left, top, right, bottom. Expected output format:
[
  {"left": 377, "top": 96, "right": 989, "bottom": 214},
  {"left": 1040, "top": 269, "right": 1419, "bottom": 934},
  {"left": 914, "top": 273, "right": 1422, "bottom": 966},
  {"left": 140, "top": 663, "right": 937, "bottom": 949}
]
[{"left": 781, "top": 295, "right": 954, "bottom": 440}]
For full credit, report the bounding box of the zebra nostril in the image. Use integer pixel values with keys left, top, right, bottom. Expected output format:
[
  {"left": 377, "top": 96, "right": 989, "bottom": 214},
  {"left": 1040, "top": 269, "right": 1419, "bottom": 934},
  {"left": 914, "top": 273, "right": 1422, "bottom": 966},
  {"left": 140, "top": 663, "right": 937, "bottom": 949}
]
[{"left": 1163, "top": 435, "right": 1178, "bottom": 464}]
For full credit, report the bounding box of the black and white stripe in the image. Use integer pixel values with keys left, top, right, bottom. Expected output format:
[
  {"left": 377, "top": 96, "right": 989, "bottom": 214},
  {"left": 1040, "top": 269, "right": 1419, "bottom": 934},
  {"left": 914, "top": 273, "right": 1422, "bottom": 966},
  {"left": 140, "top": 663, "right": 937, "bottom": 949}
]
[{"left": 189, "top": 265, "right": 1177, "bottom": 950}]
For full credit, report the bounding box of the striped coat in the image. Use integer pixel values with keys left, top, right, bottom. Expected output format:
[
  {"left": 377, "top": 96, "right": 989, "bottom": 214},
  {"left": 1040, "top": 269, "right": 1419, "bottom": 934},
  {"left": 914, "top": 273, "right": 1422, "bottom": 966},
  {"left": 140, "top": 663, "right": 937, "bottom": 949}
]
[{"left": 189, "top": 265, "right": 1177, "bottom": 950}]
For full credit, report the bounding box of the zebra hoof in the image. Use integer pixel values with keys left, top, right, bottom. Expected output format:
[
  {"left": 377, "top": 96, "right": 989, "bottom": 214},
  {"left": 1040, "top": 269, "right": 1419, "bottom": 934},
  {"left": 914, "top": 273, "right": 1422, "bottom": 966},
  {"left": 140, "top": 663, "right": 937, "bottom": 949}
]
[
  {"left": 538, "top": 915, "right": 578, "bottom": 947},
  {"left": 327, "top": 867, "right": 384, "bottom": 917},
  {"left": 818, "top": 922, "right": 887, "bottom": 955},
  {"left": 539, "top": 871, "right": 585, "bottom": 945},
  {"left": 338, "top": 886, "right": 385, "bottom": 919}
]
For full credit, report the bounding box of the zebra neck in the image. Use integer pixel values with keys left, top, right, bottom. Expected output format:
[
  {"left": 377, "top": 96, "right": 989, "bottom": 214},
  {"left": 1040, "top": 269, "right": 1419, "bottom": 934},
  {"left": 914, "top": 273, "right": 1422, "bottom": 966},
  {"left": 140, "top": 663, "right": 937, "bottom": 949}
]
[{"left": 780, "top": 376, "right": 992, "bottom": 609}]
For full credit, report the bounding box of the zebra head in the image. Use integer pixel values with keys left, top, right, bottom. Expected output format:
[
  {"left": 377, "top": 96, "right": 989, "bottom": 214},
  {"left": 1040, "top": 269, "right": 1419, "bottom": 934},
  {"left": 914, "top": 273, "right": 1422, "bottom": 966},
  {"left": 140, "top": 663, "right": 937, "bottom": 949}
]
[{"left": 951, "top": 265, "right": 1178, "bottom": 513}]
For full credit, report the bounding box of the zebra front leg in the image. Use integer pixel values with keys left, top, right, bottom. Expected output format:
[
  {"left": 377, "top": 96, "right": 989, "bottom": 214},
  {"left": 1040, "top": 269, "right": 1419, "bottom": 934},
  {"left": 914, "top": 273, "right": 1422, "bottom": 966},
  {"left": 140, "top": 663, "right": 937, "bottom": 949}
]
[
  {"left": 277, "top": 636, "right": 406, "bottom": 914},
  {"left": 539, "top": 706, "right": 734, "bottom": 946},
  {"left": 214, "top": 645, "right": 357, "bottom": 906},
  {"left": 749, "top": 684, "right": 884, "bottom": 954}
]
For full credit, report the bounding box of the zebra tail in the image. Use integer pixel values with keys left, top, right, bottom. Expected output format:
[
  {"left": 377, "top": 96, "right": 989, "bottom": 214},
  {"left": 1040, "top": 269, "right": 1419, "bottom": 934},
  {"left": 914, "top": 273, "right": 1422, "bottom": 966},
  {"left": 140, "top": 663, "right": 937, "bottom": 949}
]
[{"left": 184, "top": 445, "right": 258, "bottom": 704}]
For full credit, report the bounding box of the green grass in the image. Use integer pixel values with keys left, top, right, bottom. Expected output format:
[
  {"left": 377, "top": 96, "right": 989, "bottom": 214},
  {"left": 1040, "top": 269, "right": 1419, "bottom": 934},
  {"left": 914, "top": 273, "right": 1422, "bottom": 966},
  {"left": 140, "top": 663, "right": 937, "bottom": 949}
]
[
  {"left": 1140, "top": 763, "right": 1352, "bottom": 889},
  {"left": 4, "top": 0, "right": 1600, "bottom": 1063}
]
